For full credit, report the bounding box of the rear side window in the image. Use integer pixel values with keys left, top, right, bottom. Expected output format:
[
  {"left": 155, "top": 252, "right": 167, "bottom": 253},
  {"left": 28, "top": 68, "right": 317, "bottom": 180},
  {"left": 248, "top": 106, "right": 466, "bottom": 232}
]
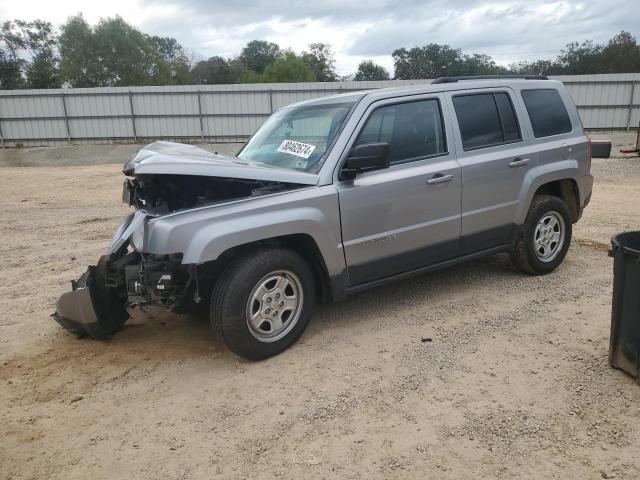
[
  {"left": 453, "top": 92, "right": 522, "bottom": 150},
  {"left": 521, "top": 89, "right": 572, "bottom": 138},
  {"left": 494, "top": 93, "right": 521, "bottom": 142},
  {"left": 355, "top": 99, "right": 447, "bottom": 164}
]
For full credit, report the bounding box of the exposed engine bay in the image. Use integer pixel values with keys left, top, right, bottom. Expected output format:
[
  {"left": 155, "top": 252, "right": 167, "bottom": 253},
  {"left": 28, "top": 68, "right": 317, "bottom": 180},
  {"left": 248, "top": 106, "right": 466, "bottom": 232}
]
[{"left": 123, "top": 174, "right": 302, "bottom": 214}]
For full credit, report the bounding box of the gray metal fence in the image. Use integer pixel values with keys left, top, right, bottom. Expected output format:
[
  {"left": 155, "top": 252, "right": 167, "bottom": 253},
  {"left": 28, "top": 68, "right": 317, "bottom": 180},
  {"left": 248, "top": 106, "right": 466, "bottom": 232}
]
[{"left": 1, "top": 74, "right": 638, "bottom": 147}]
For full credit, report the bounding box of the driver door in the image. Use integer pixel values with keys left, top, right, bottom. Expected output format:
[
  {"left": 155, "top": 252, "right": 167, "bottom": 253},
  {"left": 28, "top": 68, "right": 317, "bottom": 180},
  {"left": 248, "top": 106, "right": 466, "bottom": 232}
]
[{"left": 336, "top": 96, "right": 462, "bottom": 286}]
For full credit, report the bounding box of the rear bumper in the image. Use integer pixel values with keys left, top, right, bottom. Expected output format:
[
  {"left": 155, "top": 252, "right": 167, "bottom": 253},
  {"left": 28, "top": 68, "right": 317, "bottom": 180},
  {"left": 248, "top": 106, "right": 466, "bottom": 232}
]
[
  {"left": 581, "top": 173, "right": 594, "bottom": 208},
  {"left": 577, "top": 173, "right": 594, "bottom": 220}
]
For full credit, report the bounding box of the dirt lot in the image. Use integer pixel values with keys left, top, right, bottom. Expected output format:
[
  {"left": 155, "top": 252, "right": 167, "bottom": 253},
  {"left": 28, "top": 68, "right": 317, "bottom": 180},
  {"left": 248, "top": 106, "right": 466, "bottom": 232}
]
[{"left": 1, "top": 137, "right": 640, "bottom": 479}]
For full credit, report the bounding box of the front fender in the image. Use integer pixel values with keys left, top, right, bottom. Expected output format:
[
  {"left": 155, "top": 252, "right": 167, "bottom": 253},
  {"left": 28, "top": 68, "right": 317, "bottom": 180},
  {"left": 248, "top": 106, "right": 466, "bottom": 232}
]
[
  {"left": 516, "top": 159, "right": 579, "bottom": 224},
  {"left": 144, "top": 186, "right": 346, "bottom": 277},
  {"left": 190, "top": 207, "right": 339, "bottom": 268}
]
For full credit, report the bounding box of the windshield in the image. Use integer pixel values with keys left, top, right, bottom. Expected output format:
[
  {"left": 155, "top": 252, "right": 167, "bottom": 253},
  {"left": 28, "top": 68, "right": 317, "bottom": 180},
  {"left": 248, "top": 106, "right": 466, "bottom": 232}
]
[{"left": 238, "top": 102, "right": 354, "bottom": 172}]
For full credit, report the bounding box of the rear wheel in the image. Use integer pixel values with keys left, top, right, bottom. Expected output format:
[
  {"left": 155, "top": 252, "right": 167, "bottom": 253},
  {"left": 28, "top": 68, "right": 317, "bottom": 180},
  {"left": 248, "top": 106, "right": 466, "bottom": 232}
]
[
  {"left": 210, "top": 248, "right": 316, "bottom": 360},
  {"left": 510, "top": 195, "right": 572, "bottom": 275}
]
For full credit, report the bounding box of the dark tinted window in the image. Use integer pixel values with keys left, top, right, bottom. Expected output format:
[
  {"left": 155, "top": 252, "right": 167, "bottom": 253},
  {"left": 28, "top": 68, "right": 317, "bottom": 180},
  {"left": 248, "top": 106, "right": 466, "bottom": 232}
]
[
  {"left": 355, "top": 99, "right": 446, "bottom": 164},
  {"left": 521, "top": 89, "right": 572, "bottom": 138},
  {"left": 453, "top": 92, "right": 522, "bottom": 150},
  {"left": 494, "top": 93, "right": 521, "bottom": 142}
]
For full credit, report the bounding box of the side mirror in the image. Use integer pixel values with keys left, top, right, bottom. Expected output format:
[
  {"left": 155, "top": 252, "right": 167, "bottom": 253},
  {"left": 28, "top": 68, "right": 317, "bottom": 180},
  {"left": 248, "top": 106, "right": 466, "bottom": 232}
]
[{"left": 340, "top": 143, "right": 391, "bottom": 179}]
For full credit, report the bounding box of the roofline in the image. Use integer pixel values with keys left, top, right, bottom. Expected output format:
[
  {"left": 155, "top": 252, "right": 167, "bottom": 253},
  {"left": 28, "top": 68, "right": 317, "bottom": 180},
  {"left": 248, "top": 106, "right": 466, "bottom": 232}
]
[
  {"left": 432, "top": 74, "right": 548, "bottom": 84},
  {"left": 283, "top": 77, "right": 563, "bottom": 109}
]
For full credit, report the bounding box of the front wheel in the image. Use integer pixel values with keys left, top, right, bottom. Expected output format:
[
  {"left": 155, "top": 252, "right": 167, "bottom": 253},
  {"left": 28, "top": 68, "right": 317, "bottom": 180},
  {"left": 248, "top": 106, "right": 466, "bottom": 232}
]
[
  {"left": 510, "top": 195, "right": 572, "bottom": 275},
  {"left": 210, "top": 248, "right": 316, "bottom": 360}
]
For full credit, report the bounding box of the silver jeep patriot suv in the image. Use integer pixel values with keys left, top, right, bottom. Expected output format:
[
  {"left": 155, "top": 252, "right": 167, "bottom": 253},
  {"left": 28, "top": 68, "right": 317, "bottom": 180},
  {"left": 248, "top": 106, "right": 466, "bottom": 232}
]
[{"left": 54, "top": 75, "right": 594, "bottom": 360}]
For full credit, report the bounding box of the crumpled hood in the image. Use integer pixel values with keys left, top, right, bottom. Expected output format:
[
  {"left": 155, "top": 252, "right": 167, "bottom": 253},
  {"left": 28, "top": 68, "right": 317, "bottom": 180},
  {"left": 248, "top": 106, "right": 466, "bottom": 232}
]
[{"left": 123, "top": 141, "right": 319, "bottom": 185}]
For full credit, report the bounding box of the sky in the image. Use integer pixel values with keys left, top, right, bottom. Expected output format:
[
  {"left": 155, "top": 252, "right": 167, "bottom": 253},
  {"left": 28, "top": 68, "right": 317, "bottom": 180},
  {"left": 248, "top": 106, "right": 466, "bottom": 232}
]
[{"left": 1, "top": 0, "right": 639, "bottom": 76}]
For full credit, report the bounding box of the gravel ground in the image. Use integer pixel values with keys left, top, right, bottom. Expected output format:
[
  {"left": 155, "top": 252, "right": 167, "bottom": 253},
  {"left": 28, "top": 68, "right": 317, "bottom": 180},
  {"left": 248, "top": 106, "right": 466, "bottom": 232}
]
[{"left": 1, "top": 136, "right": 640, "bottom": 479}]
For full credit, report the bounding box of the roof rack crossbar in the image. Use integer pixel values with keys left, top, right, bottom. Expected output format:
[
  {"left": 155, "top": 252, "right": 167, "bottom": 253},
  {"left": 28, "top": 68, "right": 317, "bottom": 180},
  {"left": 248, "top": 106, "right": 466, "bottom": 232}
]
[{"left": 431, "top": 75, "right": 548, "bottom": 84}]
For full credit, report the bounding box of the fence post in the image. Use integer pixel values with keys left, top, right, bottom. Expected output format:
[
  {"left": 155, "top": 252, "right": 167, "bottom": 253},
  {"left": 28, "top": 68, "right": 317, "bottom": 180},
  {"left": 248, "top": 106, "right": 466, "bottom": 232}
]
[
  {"left": 129, "top": 91, "right": 137, "bottom": 142},
  {"left": 268, "top": 89, "right": 274, "bottom": 113},
  {"left": 61, "top": 92, "right": 71, "bottom": 144},
  {"left": 627, "top": 81, "right": 636, "bottom": 131},
  {"left": 197, "top": 91, "right": 205, "bottom": 142},
  {"left": 0, "top": 117, "right": 4, "bottom": 148}
]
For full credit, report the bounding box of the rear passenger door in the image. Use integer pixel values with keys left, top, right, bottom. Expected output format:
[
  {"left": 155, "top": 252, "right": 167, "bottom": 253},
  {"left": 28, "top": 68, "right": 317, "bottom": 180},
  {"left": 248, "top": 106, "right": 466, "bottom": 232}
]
[{"left": 449, "top": 89, "right": 536, "bottom": 253}]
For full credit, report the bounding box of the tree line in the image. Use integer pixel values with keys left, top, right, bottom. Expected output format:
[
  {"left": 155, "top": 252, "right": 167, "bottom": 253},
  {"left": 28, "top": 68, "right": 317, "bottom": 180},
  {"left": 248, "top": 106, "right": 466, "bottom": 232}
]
[{"left": 1, "top": 15, "right": 639, "bottom": 89}]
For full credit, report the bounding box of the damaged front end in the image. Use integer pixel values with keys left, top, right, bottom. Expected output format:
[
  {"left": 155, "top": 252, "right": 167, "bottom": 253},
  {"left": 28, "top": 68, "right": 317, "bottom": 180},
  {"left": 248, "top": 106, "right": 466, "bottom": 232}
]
[
  {"left": 53, "top": 210, "right": 197, "bottom": 339},
  {"left": 52, "top": 141, "right": 315, "bottom": 339},
  {"left": 52, "top": 210, "right": 144, "bottom": 338}
]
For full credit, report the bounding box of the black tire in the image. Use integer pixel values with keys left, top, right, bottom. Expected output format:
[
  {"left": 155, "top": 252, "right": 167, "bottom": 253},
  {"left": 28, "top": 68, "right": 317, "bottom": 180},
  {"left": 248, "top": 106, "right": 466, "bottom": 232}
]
[
  {"left": 510, "top": 195, "right": 572, "bottom": 275},
  {"left": 210, "top": 247, "right": 316, "bottom": 360}
]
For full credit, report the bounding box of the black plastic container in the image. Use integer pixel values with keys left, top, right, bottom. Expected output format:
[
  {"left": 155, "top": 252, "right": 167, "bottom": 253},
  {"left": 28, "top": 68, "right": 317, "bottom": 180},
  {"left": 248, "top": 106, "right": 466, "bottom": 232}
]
[
  {"left": 592, "top": 140, "right": 612, "bottom": 158},
  {"left": 609, "top": 231, "right": 640, "bottom": 380}
]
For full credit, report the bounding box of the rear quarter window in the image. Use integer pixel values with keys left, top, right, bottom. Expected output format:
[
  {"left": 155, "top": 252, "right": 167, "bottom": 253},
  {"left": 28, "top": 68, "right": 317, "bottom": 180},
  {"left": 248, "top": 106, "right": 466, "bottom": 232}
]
[{"left": 521, "top": 89, "right": 573, "bottom": 138}]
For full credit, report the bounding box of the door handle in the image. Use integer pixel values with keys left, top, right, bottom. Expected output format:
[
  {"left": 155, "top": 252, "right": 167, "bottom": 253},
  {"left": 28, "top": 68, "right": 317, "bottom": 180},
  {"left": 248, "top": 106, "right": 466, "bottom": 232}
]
[
  {"left": 426, "top": 174, "right": 453, "bottom": 185},
  {"left": 509, "top": 158, "right": 530, "bottom": 167}
]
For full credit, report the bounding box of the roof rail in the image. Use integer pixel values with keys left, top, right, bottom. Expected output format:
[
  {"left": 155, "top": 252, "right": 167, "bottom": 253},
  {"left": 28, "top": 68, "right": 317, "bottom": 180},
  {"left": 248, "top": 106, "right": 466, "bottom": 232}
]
[{"left": 431, "top": 75, "right": 548, "bottom": 84}]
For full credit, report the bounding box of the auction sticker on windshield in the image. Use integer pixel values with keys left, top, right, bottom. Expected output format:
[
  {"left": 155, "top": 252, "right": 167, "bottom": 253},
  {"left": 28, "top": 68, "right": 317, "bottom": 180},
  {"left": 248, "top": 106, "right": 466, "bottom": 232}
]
[{"left": 277, "top": 140, "right": 316, "bottom": 159}]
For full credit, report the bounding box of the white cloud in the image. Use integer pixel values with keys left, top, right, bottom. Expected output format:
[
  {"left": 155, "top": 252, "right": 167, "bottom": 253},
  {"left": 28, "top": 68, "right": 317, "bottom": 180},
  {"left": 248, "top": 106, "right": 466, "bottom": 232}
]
[
  {"left": 1, "top": 0, "right": 638, "bottom": 74},
  {"left": 0, "top": 0, "right": 147, "bottom": 26}
]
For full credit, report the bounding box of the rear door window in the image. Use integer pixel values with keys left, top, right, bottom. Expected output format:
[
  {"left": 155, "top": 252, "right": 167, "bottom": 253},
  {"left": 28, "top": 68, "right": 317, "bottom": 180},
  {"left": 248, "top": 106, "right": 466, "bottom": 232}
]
[
  {"left": 355, "top": 99, "right": 447, "bottom": 164},
  {"left": 494, "top": 93, "right": 521, "bottom": 143},
  {"left": 453, "top": 92, "right": 522, "bottom": 151},
  {"left": 521, "top": 89, "right": 573, "bottom": 138}
]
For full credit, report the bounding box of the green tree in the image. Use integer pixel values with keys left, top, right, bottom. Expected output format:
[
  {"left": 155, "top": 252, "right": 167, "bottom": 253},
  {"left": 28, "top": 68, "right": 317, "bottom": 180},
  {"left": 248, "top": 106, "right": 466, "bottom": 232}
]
[
  {"left": 0, "top": 48, "right": 23, "bottom": 89},
  {"left": 302, "top": 43, "right": 337, "bottom": 81},
  {"left": 149, "top": 36, "right": 194, "bottom": 84},
  {"left": 192, "top": 56, "right": 244, "bottom": 84},
  {"left": 393, "top": 43, "right": 510, "bottom": 79},
  {"left": 509, "top": 32, "right": 640, "bottom": 75},
  {"left": 239, "top": 40, "right": 281, "bottom": 74},
  {"left": 509, "top": 59, "right": 559, "bottom": 75},
  {"left": 1, "top": 19, "right": 59, "bottom": 88},
  {"left": 0, "top": 21, "right": 25, "bottom": 89},
  {"left": 393, "top": 44, "right": 465, "bottom": 79},
  {"left": 58, "top": 15, "right": 102, "bottom": 87},
  {"left": 25, "top": 53, "right": 58, "bottom": 88},
  {"left": 601, "top": 31, "right": 640, "bottom": 73},
  {"left": 353, "top": 60, "right": 390, "bottom": 81},
  {"left": 460, "top": 53, "right": 507, "bottom": 76},
  {"left": 258, "top": 52, "right": 316, "bottom": 82},
  {"left": 23, "top": 20, "right": 59, "bottom": 88},
  {"left": 92, "top": 17, "right": 162, "bottom": 86},
  {"left": 239, "top": 69, "right": 263, "bottom": 83},
  {"left": 557, "top": 40, "right": 604, "bottom": 74},
  {"left": 59, "top": 15, "right": 187, "bottom": 87}
]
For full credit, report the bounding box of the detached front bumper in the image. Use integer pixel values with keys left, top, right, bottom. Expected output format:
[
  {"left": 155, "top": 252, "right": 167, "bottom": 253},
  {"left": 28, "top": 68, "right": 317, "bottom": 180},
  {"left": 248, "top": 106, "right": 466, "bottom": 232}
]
[
  {"left": 52, "top": 210, "right": 197, "bottom": 339},
  {"left": 52, "top": 211, "right": 146, "bottom": 338},
  {"left": 53, "top": 268, "right": 99, "bottom": 337},
  {"left": 52, "top": 257, "right": 130, "bottom": 339}
]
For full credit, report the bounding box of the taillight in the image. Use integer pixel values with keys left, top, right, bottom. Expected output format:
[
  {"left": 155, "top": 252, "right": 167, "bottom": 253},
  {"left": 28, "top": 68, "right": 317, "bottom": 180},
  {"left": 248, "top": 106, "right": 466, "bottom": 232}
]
[{"left": 587, "top": 137, "right": 592, "bottom": 172}]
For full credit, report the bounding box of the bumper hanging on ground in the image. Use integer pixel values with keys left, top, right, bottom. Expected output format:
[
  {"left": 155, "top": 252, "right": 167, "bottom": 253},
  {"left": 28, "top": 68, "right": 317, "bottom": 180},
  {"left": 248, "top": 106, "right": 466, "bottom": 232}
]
[{"left": 52, "top": 257, "right": 129, "bottom": 339}]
